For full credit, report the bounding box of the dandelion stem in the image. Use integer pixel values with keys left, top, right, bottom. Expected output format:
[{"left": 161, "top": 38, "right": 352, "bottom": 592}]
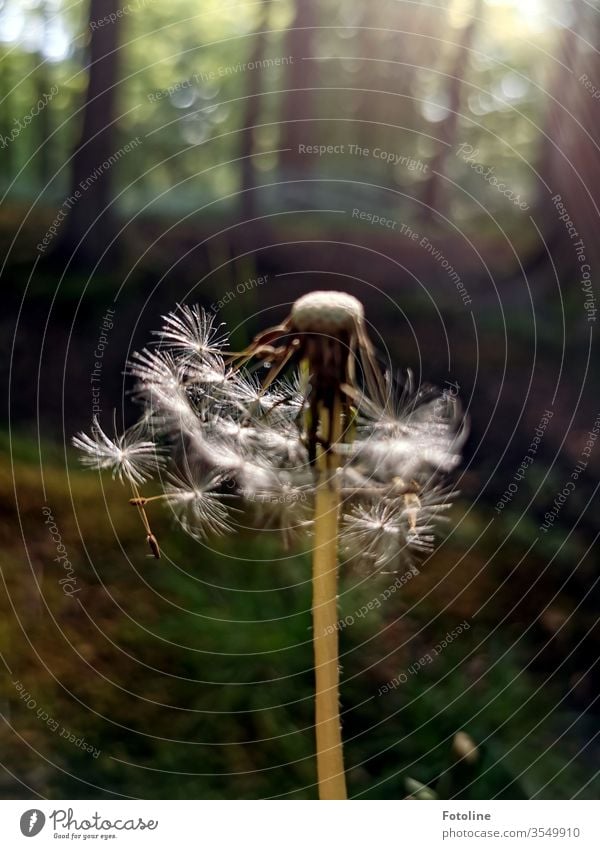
[{"left": 312, "top": 396, "right": 347, "bottom": 800}]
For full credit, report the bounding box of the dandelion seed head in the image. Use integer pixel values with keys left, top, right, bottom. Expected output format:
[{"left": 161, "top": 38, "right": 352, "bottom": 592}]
[
  {"left": 73, "top": 296, "right": 464, "bottom": 567},
  {"left": 291, "top": 290, "right": 364, "bottom": 334}
]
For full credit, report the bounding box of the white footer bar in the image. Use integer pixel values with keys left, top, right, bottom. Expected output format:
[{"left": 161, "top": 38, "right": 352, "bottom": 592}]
[{"left": 0, "top": 800, "right": 597, "bottom": 848}]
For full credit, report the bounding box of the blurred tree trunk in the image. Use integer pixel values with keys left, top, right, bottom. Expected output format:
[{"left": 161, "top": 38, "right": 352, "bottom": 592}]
[
  {"left": 356, "top": 12, "right": 379, "bottom": 150},
  {"left": 60, "top": 0, "right": 121, "bottom": 266},
  {"left": 34, "top": 1, "right": 52, "bottom": 186},
  {"left": 539, "top": 0, "right": 600, "bottom": 268},
  {"left": 363, "top": 7, "right": 440, "bottom": 158},
  {"left": 421, "top": 0, "right": 482, "bottom": 219},
  {"left": 279, "top": 0, "right": 317, "bottom": 174},
  {"left": 0, "top": 48, "right": 13, "bottom": 180},
  {"left": 240, "top": 0, "right": 272, "bottom": 222}
]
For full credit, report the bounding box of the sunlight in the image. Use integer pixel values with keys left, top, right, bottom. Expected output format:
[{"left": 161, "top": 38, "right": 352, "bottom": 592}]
[{"left": 485, "top": 0, "right": 549, "bottom": 32}]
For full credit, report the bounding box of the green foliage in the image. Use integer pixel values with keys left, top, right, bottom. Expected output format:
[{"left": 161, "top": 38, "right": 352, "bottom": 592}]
[
  {"left": 1, "top": 451, "right": 598, "bottom": 799},
  {"left": 0, "top": 0, "right": 558, "bottom": 230}
]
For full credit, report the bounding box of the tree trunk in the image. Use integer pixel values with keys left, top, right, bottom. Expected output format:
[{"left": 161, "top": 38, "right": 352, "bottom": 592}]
[
  {"left": 421, "top": 0, "right": 482, "bottom": 218},
  {"left": 34, "top": 2, "right": 52, "bottom": 187},
  {"left": 0, "top": 48, "right": 13, "bottom": 181},
  {"left": 60, "top": 0, "right": 121, "bottom": 266},
  {"left": 239, "top": 0, "right": 272, "bottom": 222},
  {"left": 540, "top": 0, "right": 600, "bottom": 268},
  {"left": 279, "top": 0, "right": 317, "bottom": 175}
]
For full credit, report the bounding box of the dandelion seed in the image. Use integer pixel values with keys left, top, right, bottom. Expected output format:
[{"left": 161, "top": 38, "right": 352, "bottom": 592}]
[
  {"left": 129, "top": 348, "right": 209, "bottom": 434},
  {"left": 272, "top": 373, "right": 306, "bottom": 420},
  {"left": 248, "top": 475, "right": 313, "bottom": 548},
  {"left": 350, "top": 390, "right": 466, "bottom": 485},
  {"left": 153, "top": 303, "right": 227, "bottom": 362},
  {"left": 164, "top": 464, "right": 233, "bottom": 540},
  {"left": 146, "top": 533, "right": 161, "bottom": 559},
  {"left": 341, "top": 502, "right": 405, "bottom": 568},
  {"left": 220, "top": 372, "right": 286, "bottom": 419},
  {"left": 129, "top": 347, "right": 183, "bottom": 391},
  {"left": 72, "top": 417, "right": 164, "bottom": 485}
]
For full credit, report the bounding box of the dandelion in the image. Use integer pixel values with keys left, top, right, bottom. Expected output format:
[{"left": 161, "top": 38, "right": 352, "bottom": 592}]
[{"left": 72, "top": 291, "right": 465, "bottom": 800}]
